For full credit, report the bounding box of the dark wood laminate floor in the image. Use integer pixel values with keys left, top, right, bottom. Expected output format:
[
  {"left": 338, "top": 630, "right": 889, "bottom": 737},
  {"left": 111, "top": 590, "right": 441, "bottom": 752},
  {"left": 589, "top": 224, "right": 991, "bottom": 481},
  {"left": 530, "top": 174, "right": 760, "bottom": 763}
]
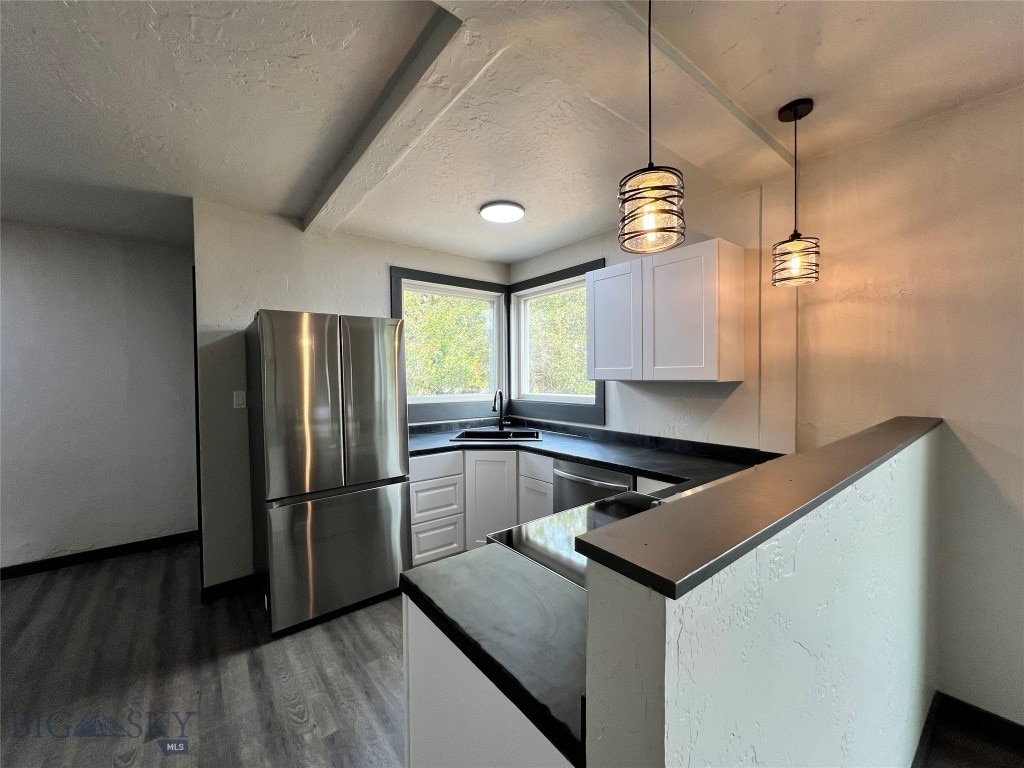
[
  {"left": 3, "top": 544, "right": 1021, "bottom": 768},
  {"left": 1, "top": 543, "right": 404, "bottom": 768}
]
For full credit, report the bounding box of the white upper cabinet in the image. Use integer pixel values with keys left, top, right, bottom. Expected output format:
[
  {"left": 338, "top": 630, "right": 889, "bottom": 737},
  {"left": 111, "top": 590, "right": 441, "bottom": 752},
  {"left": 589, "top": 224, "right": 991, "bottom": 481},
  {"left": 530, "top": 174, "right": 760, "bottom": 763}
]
[
  {"left": 586, "top": 260, "right": 643, "bottom": 380},
  {"left": 587, "top": 238, "right": 744, "bottom": 382}
]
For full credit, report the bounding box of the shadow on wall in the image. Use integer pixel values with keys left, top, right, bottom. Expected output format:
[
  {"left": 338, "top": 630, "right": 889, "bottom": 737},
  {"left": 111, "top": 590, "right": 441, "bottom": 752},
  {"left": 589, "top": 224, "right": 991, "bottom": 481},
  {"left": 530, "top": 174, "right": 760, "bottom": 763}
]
[
  {"left": 196, "top": 329, "right": 254, "bottom": 585},
  {"left": 0, "top": 174, "right": 194, "bottom": 245},
  {"left": 937, "top": 423, "right": 1024, "bottom": 723}
]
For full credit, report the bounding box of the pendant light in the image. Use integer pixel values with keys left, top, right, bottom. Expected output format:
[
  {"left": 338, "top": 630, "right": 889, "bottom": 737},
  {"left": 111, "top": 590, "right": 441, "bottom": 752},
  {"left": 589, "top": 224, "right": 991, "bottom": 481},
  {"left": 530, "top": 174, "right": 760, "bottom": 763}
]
[
  {"left": 772, "top": 98, "right": 820, "bottom": 286},
  {"left": 617, "top": 0, "right": 685, "bottom": 254}
]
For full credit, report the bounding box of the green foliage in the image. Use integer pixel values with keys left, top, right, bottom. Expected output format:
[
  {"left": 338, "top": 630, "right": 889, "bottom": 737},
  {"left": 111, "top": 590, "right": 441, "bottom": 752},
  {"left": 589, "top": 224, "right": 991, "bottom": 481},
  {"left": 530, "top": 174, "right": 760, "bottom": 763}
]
[
  {"left": 403, "top": 290, "right": 494, "bottom": 397},
  {"left": 523, "top": 286, "right": 594, "bottom": 397}
]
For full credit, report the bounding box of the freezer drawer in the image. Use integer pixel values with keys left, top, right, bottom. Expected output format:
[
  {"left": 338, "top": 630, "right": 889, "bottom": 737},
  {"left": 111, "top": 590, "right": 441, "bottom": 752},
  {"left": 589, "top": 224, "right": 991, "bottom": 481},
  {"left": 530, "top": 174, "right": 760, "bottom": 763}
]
[{"left": 267, "top": 482, "right": 410, "bottom": 633}]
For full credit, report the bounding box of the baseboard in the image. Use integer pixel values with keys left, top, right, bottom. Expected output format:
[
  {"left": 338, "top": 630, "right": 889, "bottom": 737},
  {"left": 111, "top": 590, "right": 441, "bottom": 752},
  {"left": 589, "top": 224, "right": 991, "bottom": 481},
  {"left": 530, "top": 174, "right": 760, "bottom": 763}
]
[
  {"left": 911, "top": 691, "right": 943, "bottom": 768},
  {"left": 913, "top": 690, "right": 1024, "bottom": 765},
  {"left": 201, "top": 573, "right": 260, "bottom": 603},
  {"left": 0, "top": 530, "right": 198, "bottom": 580}
]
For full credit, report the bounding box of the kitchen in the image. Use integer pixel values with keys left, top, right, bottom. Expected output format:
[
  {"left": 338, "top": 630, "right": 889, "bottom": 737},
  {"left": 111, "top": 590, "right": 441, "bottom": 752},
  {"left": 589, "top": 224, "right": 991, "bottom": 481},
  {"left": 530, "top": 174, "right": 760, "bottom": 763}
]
[{"left": 1, "top": 1, "right": 1022, "bottom": 767}]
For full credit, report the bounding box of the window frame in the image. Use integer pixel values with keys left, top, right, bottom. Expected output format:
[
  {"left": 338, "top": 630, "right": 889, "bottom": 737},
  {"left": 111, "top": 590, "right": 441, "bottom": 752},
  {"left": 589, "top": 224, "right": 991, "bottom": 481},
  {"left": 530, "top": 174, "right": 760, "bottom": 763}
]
[
  {"left": 391, "top": 267, "right": 508, "bottom": 423},
  {"left": 391, "top": 261, "right": 605, "bottom": 426},
  {"left": 506, "top": 260, "right": 606, "bottom": 425},
  {"left": 511, "top": 276, "right": 595, "bottom": 406}
]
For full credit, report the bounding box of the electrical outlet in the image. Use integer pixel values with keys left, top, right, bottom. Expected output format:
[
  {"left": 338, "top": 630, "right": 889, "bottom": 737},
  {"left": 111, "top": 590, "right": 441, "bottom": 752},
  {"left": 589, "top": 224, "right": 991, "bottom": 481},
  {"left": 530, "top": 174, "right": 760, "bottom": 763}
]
[{"left": 233, "top": 391, "right": 246, "bottom": 409}]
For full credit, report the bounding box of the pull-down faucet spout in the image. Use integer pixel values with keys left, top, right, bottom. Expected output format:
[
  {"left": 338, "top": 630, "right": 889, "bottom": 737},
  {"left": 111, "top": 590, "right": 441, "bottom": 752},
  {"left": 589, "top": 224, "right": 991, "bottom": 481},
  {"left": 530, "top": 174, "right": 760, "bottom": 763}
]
[{"left": 491, "top": 389, "right": 505, "bottom": 431}]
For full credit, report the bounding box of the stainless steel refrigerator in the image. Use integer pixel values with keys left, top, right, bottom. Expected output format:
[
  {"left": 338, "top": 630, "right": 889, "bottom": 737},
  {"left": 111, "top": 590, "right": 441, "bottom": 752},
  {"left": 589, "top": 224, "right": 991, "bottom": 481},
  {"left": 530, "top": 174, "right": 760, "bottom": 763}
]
[{"left": 245, "top": 310, "right": 410, "bottom": 633}]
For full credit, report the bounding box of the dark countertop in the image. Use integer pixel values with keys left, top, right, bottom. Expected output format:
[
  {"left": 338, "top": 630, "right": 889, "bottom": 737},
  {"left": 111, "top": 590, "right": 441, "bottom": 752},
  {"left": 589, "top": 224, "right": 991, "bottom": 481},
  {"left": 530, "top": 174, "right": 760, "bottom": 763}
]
[
  {"left": 486, "top": 491, "right": 663, "bottom": 588},
  {"left": 401, "top": 544, "right": 587, "bottom": 768},
  {"left": 409, "top": 427, "right": 758, "bottom": 487},
  {"left": 576, "top": 416, "right": 943, "bottom": 600}
]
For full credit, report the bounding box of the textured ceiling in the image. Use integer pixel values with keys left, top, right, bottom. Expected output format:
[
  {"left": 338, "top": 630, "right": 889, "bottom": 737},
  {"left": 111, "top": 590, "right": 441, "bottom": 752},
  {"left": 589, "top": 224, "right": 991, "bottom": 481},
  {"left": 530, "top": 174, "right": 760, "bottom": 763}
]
[
  {"left": 0, "top": 1, "right": 436, "bottom": 217},
  {"left": 2, "top": 1, "right": 1022, "bottom": 261},
  {"left": 635, "top": 0, "right": 1024, "bottom": 160}
]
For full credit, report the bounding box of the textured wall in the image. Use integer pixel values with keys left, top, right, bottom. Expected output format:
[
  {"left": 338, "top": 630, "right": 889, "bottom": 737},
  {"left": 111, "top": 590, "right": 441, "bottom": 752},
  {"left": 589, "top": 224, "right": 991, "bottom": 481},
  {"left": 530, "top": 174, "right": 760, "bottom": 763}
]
[
  {"left": 586, "top": 429, "right": 939, "bottom": 766},
  {"left": 0, "top": 221, "right": 197, "bottom": 566},
  {"left": 793, "top": 87, "right": 1024, "bottom": 724},
  {"left": 509, "top": 187, "right": 797, "bottom": 454},
  {"left": 193, "top": 199, "right": 508, "bottom": 587}
]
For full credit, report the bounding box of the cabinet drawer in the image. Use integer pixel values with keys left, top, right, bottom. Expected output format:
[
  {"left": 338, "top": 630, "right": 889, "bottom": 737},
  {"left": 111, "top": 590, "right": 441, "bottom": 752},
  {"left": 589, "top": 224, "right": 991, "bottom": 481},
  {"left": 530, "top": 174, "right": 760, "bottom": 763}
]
[
  {"left": 636, "top": 476, "right": 675, "bottom": 494},
  {"left": 519, "top": 452, "right": 553, "bottom": 483},
  {"left": 410, "top": 451, "right": 463, "bottom": 482},
  {"left": 410, "top": 475, "right": 465, "bottom": 525},
  {"left": 411, "top": 514, "right": 465, "bottom": 566}
]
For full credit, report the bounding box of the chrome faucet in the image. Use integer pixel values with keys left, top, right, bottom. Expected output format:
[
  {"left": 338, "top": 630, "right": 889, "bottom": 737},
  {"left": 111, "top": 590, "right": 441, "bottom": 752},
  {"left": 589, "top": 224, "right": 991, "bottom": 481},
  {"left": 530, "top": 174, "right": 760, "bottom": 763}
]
[{"left": 491, "top": 388, "right": 506, "bottom": 431}]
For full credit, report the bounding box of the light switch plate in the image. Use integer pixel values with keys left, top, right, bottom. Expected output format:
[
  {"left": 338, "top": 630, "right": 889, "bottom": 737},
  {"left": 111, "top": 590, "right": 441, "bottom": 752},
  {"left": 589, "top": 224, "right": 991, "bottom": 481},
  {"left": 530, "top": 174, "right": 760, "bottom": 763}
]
[{"left": 233, "top": 391, "right": 246, "bottom": 409}]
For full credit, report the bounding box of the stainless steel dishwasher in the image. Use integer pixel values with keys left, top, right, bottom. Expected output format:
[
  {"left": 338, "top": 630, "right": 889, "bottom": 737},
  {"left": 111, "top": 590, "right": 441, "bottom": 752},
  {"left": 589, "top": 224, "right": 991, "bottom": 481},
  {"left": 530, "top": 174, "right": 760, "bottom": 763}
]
[{"left": 552, "top": 459, "right": 633, "bottom": 512}]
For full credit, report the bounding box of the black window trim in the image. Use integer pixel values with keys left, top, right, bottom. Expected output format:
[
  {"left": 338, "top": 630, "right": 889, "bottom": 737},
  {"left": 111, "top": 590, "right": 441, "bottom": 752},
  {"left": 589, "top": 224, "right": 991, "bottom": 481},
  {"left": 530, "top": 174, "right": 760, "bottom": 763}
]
[
  {"left": 391, "top": 261, "right": 606, "bottom": 426},
  {"left": 507, "top": 259, "right": 605, "bottom": 426},
  {"left": 390, "top": 267, "right": 508, "bottom": 423}
]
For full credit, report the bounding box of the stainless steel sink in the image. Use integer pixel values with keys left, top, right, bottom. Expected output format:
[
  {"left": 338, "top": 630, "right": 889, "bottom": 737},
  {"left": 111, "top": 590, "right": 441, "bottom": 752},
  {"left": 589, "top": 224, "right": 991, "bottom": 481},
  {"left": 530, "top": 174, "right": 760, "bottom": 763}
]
[{"left": 451, "top": 429, "right": 541, "bottom": 442}]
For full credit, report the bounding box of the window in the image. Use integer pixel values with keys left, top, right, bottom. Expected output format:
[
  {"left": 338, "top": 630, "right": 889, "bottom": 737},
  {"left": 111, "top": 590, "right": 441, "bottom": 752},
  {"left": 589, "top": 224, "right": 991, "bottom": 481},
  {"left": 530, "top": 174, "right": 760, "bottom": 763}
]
[
  {"left": 391, "top": 262, "right": 604, "bottom": 425},
  {"left": 512, "top": 278, "right": 595, "bottom": 404},
  {"left": 390, "top": 267, "right": 507, "bottom": 422},
  {"left": 402, "top": 280, "right": 504, "bottom": 402}
]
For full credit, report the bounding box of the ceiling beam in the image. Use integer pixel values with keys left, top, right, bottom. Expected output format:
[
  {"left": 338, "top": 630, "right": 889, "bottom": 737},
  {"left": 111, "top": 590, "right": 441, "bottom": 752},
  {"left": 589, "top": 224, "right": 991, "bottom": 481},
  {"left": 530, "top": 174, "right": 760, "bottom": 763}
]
[
  {"left": 606, "top": 1, "right": 794, "bottom": 168},
  {"left": 303, "top": 8, "right": 509, "bottom": 234}
]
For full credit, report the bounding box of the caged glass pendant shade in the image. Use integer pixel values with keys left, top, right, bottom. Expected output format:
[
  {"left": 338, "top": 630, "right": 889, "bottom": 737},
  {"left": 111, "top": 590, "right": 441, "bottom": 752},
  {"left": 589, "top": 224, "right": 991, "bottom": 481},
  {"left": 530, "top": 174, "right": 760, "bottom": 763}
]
[
  {"left": 771, "top": 232, "right": 820, "bottom": 285},
  {"left": 617, "top": 0, "right": 685, "bottom": 255},
  {"left": 772, "top": 97, "right": 820, "bottom": 286},
  {"left": 618, "top": 165, "right": 685, "bottom": 254}
]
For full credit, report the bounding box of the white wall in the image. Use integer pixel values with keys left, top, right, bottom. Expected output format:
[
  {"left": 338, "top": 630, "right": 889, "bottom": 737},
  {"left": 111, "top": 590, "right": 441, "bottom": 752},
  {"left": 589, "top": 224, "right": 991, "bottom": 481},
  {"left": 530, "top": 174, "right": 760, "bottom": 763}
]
[
  {"left": 793, "top": 87, "right": 1024, "bottom": 724},
  {"left": 510, "top": 187, "right": 797, "bottom": 454},
  {"left": 193, "top": 199, "right": 508, "bottom": 587},
  {"left": 587, "top": 429, "right": 940, "bottom": 766},
  {"left": 0, "top": 221, "right": 197, "bottom": 566}
]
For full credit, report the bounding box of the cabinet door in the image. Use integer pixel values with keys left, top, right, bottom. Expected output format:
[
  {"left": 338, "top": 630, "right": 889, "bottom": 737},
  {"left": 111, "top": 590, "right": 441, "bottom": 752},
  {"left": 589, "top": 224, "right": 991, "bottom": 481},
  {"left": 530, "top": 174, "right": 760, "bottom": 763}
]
[
  {"left": 465, "top": 451, "right": 518, "bottom": 548},
  {"left": 642, "top": 241, "right": 718, "bottom": 380},
  {"left": 586, "top": 260, "right": 643, "bottom": 380},
  {"left": 518, "top": 477, "right": 553, "bottom": 524}
]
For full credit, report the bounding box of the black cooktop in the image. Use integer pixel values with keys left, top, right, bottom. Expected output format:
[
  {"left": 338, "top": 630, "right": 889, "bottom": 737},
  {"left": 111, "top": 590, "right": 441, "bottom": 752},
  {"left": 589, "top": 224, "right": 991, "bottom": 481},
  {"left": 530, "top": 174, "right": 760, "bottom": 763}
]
[{"left": 486, "top": 491, "right": 662, "bottom": 588}]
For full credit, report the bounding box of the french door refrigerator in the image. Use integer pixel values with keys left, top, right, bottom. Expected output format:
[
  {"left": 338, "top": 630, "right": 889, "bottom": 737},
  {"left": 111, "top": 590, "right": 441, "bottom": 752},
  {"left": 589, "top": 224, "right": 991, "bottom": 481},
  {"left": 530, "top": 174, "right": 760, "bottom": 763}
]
[{"left": 245, "top": 310, "right": 409, "bottom": 633}]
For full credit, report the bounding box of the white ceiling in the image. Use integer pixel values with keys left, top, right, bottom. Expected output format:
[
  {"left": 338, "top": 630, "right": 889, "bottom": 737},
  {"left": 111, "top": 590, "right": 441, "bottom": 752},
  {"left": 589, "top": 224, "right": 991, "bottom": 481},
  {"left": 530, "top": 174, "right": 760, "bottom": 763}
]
[{"left": 2, "top": 1, "right": 1022, "bottom": 261}]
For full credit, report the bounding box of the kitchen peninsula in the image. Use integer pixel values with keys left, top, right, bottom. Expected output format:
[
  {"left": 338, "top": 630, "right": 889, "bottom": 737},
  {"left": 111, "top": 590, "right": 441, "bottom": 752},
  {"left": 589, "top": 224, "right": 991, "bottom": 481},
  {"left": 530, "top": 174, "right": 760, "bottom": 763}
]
[{"left": 402, "top": 417, "right": 942, "bottom": 767}]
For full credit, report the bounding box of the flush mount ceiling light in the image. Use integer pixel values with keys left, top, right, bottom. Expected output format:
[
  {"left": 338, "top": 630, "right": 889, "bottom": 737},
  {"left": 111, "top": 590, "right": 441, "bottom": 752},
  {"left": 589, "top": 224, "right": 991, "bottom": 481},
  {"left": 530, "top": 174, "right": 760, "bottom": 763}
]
[
  {"left": 618, "top": 0, "right": 685, "bottom": 255},
  {"left": 479, "top": 201, "right": 525, "bottom": 224},
  {"left": 772, "top": 98, "right": 820, "bottom": 287}
]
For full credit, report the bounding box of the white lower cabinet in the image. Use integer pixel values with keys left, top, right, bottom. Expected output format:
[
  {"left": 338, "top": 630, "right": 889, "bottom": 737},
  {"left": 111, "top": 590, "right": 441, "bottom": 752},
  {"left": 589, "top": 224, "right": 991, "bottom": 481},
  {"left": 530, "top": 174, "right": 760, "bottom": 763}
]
[
  {"left": 409, "top": 452, "right": 465, "bottom": 566},
  {"left": 410, "top": 514, "right": 465, "bottom": 567},
  {"left": 518, "top": 476, "right": 553, "bottom": 524},
  {"left": 410, "top": 474, "right": 464, "bottom": 525},
  {"left": 464, "top": 450, "right": 518, "bottom": 548},
  {"left": 405, "top": 597, "right": 572, "bottom": 768}
]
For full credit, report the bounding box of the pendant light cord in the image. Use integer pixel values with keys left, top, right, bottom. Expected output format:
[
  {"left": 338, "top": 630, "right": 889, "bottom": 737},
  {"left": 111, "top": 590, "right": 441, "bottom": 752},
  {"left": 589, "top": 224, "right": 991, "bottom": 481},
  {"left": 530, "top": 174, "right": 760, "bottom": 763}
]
[
  {"left": 793, "top": 117, "right": 799, "bottom": 233},
  {"left": 647, "top": 0, "right": 653, "bottom": 168}
]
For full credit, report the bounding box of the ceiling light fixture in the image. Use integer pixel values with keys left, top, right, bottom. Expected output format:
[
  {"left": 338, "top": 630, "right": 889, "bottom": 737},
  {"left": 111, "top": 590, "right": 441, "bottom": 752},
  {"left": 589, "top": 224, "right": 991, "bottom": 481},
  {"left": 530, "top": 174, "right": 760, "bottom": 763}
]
[
  {"left": 618, "top": 0, "right": 685, "bottom": 255},
  {"left": 479, "top": 201, "right": 525, "bottom": 224},
  {"left": 772, "top": 98, "right": 820, "bottom": 287}
]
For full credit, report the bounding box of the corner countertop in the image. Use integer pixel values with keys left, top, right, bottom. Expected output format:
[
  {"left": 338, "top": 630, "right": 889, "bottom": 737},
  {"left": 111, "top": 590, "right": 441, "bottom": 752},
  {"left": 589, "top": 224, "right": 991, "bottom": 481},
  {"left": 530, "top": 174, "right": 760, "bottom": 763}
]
[
  {"left": 575, "top": 416, "right": 944, "bottom": 600},
  {"left": 401, "top": 544, "right": 587, "bottom": 768},
  {"left": 409, "top": 426, "right": 764, "bottom": 487}
]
